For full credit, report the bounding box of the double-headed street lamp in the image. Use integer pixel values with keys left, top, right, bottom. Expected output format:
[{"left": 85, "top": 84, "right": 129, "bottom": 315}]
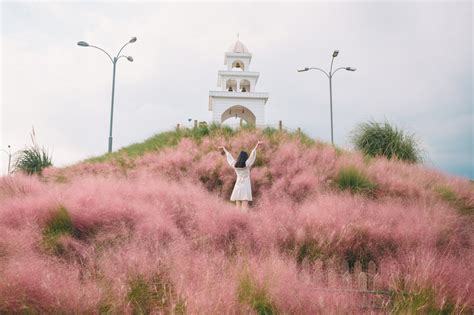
[
  {"left": 298, "top": 50, "right": 356, "bottom": 145},
  {"left": 1, "top": 145, "right": 12, "bottom": 175},
  {"left": 77, "top": 37, "right": 137, "bottom": 153}
]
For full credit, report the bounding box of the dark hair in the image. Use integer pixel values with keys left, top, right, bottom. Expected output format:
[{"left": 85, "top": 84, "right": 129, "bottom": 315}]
[{"left": 234, "top": 151, "right": 249, "bottom": 168}]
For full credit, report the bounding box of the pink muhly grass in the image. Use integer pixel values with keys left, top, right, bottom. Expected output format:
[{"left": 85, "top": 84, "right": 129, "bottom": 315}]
[
  {"left": 166, "top": 247, "right": 242, "bottom": 314},
  {"left": 380, "top": 250, "right": 474, "bottom": 311},
  {"left": 0, "top": 254, "right": 101, "bottom": 313},
  {"left": 0, "top": 131, "right": 473, "bottom": 313},
  {"left": 239, "top": 252, "right": 359, "bottom": 314},
  {"left": 0, "top": 173, "right": 46, "bottom": 199}
]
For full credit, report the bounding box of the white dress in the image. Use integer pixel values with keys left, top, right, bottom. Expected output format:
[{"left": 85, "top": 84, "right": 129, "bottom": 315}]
[{"left": 225, "top": 148, "right": 257, "bottom": 201}]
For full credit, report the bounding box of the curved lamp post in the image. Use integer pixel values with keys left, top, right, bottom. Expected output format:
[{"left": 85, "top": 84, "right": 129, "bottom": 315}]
[
  {"left": 77, "top": 37, "right": 137, "bottom": 153},
  {"left": 0, "top": 145, "right": 12, "bottom": 175},
  {"left": 298, "top": 50, "right": 356, "bottom": 145}
]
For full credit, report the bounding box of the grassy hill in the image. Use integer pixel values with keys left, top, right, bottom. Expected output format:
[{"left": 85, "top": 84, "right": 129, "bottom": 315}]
[{"left": 0, "top": 125, "right": 472, "bottom": 313}]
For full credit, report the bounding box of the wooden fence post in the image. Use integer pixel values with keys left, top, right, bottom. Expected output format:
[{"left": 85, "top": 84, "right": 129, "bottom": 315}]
[
  {"left": 312, "top": 259, "right": 324, "bottom": 284},
  {"left": 358, "top": 272, "right": 368, "bottom": 290},
  {"left": 342, "top": 272, "right": 352, "bottom": 288},
  {"left": 368, "top": 261, "right": 376, "bottom": 290},
  {"left": 278, "top": 120, "right": 282, "bottom": 131},
  {"left": 354, "top": 261, "right": 362, "bottom": 275},
  {"left": 328, "top": 269, "right": 338, "bottom": 288}
]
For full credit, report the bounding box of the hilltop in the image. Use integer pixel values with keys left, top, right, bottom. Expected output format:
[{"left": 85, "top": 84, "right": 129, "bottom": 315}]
[{"left": 0, "top": 125, "right": 472, "bottom": 313}]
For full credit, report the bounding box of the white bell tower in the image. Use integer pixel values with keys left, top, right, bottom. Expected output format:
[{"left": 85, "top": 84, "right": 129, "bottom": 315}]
[{"left": 209, "top": 36, "right": 269, "bottom": 126}]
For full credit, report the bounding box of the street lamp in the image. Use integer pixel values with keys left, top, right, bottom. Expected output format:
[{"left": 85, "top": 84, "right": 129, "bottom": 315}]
[
  {"left": 1, "top": 145, "right": 12, "bottom": 175},
  {"left": 77, "top": 37, "right": 137, "bottom": 153},
  {"left": 298, "top": 50, "right": 356, "bottom": 145}
]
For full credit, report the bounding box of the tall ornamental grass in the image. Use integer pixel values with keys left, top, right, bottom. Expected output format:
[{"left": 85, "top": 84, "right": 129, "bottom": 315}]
[
  {"left": 351, "top": 120, "right": 422, "bottom": 163},
  {"left": 14, "top": 145, "right": 52, "bottom": 176}
]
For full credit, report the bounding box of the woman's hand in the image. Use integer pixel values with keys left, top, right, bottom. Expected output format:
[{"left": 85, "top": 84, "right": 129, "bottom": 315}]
[
  {"left": 256, "top": 141, "right": 263, "bottom": 148},
  {"left": 218, "top": 145, "right": 226, "bottom": 152}
]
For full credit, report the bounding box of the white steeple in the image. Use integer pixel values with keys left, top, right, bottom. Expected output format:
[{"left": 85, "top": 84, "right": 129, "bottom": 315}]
[{"left": 209, "top": 37, "right": 269, "bottom": 126}]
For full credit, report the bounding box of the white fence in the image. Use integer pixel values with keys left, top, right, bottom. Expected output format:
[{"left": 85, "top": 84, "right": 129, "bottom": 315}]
[{"left": 303, "top": 259, "right": 392, "bottom": 310}]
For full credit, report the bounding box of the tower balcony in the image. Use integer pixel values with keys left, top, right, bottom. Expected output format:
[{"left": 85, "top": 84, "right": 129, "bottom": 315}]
[
  {"left": 208, "top": 91, "right": 269, "bottom": 110},
  {"left": 209, "top": 91, "right": 269, "bottom": 98}
]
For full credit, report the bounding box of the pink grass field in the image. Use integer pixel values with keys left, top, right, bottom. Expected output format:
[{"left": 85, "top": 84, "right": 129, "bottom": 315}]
[{"left": 0, "top": 130, "right": 472, "bottom": 314}]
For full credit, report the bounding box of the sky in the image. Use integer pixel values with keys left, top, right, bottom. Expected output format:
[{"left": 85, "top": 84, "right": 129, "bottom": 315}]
[{"left": 1, "top": 1, "right": 472, "bottom": 179}]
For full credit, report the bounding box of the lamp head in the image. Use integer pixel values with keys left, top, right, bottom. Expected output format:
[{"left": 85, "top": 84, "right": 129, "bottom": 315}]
[
  {"left": 346, "top": 67, "right": 356, "bottom": 71},
  {"left": 297, "top": 67, "right": 309, "bottom": 72},
  {"left": 332, "top": 50, "right": 339, "bottom": 57},
  {"left": 129, "top": 37, "right": 137, "bottom": 43},
  {"left": 77, "top": 41, "right": 89, "bottom": 47},
  {"left": 127, "top": 56, "right": 134, "bottom": 62}
]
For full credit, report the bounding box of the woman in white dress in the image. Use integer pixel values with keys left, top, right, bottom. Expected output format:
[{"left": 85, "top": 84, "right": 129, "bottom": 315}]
[{"left": 218, "top": 141, "right": 262, "bottom": 210}]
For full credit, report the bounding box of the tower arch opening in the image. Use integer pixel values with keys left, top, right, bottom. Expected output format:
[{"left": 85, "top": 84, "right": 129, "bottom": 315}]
[{"left": 221, "top": 105, "right": 256, "bottom": 125}]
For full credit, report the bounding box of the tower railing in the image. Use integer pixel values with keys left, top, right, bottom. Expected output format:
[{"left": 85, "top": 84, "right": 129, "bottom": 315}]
[{"left": 209, "top": 91, "right": 269, "bottom": 98}]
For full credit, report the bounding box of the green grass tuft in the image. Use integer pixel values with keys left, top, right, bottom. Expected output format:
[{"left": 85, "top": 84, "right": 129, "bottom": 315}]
[
  {"left": 292, "top": 130, "right": 315, "bottom": 147},
  {"left": 296, "top": 239, "right": 325, "bottom": 265},
  {"left": 43, "top": 205, "right": 76, "bottom": 255},
  {"left": 238, "top": 272, "right": 276, "bottom": 315},
  {"left": 127, "top": 273, "right": 186, "bottom": 315},
  {"left": 435, "top": 185, "right": 473, "bottom": 216},
  {"left": 351, "top": 120, "right": 422, "bottom": 163},
  {"left": 336, "top": 166, "right": 378, "bottom": 196},
  {"left": 87, "top": 130, "right": 184, "bottom": 163},
  {"left": 390, "top": 288, "right": 456, "bottom": 314},
  {"left": 86, "top": 124, "right": 240, "bottom": 163}
]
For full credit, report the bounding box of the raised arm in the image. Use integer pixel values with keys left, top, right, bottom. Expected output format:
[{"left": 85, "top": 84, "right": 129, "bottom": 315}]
[
  {"left": 245, "top": 141, "right": 262, "bottom": 168},
  {"left": 219, "top": 146, "right": 235, "bottom": 167}
]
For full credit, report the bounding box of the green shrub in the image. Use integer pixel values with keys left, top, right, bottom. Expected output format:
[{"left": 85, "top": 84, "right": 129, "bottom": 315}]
[
  {"left": 351, "top": 120, "right": 422, "bottom": 163},
  {"left": 238, "top": 272, "right": 276, "bottom": 315},
  {"left": 240, "top": 122, "right": 256, "bottom": 131},
  {"left": 221, "top": 125, "right": 235, "bottom": 136},
  {"left": 336, "top": 166, "right": 377, "bottom": 196},
  {"left": 209, "top": 122, "right": 235, "bottom": 137},
  {"left": 435, "top": 185, "right": 473, "bottom": 216},
  {"left": 288, "top": 130, "right": 315, "bottom": 147},
  {"left": 43, "top": 205, "right": 76, "bottom": 255},
  {"left": 190, "top": 125, "right": 209, "bottom": 140},
  {"left": 262, "top": 127, "right": 278, "bottom": 137},
  {"left": 127, "top": 273, "right": 185, "bottom": 315}
]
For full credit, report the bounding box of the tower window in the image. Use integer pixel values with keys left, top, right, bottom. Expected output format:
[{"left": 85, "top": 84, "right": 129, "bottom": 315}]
[
  {"left": 231, "top": 60, "right": 245, "bottom": 71},
  {"left": 240, "top": 79, "right": 250, "bottom": 93},
  {"left": 226, "top": 79, "right": 237, "bottom": 92}
]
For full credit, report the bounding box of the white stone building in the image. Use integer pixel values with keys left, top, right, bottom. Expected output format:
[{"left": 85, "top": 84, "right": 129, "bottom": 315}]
[{"left": 209, "top": 38, "right": 269, "bottom": 127}]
